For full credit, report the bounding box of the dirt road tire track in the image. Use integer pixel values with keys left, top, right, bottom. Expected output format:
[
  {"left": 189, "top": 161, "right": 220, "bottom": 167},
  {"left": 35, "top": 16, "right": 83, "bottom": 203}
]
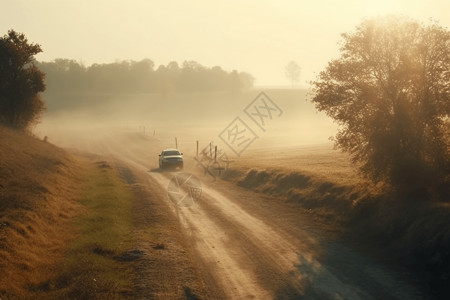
[{"left": 115, "top": 162, "right": 214, "bottom": 299}]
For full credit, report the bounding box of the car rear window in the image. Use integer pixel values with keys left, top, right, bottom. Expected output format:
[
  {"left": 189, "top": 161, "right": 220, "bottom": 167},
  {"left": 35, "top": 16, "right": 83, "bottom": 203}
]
[{"left": 164, "top": 150, "right": 180, "bottom": 156}]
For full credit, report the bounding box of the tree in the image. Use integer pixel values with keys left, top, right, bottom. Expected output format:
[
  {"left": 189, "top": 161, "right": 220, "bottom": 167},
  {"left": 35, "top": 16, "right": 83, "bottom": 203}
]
[
  {"left": 285, "top": 61, "right": 301, "bottom": 86},
  {"left": 0, "top": 30, "right": 45, "bottom": 130},
  {"left": 311, "top": 16, "right": 450, "bottom": 196}
]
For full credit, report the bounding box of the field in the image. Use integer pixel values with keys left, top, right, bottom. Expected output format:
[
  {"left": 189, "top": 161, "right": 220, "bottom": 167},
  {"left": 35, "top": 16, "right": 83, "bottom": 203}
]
[{"left": 37, "top": 88, "right": 336, "bottom": 147}]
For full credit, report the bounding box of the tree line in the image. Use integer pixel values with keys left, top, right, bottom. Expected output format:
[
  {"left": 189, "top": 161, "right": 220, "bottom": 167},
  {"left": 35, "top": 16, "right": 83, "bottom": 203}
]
[{"left": 37, "top": 59, "right": 254, "bottom": 94}]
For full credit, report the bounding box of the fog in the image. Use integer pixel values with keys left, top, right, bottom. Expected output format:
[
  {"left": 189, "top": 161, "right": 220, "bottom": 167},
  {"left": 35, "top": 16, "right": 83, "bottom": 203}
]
[{"left": 36, "top": 89, "right": 337, "bottom": 157}]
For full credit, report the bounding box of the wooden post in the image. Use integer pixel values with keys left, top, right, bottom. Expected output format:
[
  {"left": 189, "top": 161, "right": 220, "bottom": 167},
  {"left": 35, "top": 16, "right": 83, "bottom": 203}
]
[
  {"left": 175, "top": 137, "right": 178, "bottom": 149},
  {"left": 215, "top": 145, "right": 217, "bottom": 162},
  {"left": 196, "top": 140, "right": 199, "bottom": 157},
  {"left": 210, "top": 143, "right": 212, "bottom": 157}
]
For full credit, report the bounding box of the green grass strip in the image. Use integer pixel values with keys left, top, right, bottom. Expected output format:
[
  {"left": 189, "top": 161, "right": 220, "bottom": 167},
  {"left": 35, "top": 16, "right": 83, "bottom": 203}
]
[{"left": 61, "top": 163, "right": 136, "bottom": 299}]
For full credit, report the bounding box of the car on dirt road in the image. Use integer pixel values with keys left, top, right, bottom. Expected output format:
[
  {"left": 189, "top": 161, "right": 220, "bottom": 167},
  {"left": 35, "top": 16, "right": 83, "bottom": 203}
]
[{"left": 159, "top": 148, "right": 183, "bottom": 170}]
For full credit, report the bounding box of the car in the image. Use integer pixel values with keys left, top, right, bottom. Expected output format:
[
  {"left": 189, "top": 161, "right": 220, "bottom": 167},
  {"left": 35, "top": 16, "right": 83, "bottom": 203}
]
[{"left": 159, "top": 148, "right": 183, "bottom": 170}]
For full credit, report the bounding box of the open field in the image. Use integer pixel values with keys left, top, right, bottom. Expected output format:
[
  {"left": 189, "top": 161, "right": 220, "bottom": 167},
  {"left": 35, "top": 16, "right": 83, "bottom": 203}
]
[{"left": 231, "top": 144, "right": 362, "bottom": 186}]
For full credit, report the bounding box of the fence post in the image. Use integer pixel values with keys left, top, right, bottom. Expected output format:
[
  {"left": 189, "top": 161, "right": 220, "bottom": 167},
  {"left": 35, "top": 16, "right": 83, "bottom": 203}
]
[
  {"left": 175, "top": 137, "right": 178, "bottom": 149},
  {"left": 196, "top": 140, "right": 199, "bottom": 157}
]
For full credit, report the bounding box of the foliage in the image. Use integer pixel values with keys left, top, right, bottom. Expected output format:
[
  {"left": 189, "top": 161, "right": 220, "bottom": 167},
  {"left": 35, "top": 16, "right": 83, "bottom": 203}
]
[
  {"left": 311, "top": 16, "right": 450, "bottom": 196},
  {"left": 0, "top": 30, "right": 46, "bottom": 130},
  {"left": 37, "top": 59, "right": 254, "bottom": 94},
  {"left": 285, "top": 61, "right": 301, "bottom": 86}
]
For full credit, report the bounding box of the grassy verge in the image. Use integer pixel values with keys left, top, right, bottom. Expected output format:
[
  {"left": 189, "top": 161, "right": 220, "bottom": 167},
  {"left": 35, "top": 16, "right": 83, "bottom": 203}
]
[
  {"left": 223, "top": 167, "right": 369, "bottom": 226},
  {"left": 55, "top": 161, "right": 136, "bottom": 299},
  {"left": 224, "top": 167, "right": 450, "bottom": 299}
]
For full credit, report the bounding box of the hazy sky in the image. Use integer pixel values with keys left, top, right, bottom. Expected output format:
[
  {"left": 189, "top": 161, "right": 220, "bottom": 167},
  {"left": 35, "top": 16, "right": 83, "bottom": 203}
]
[{"left": 2, "top": 0, "right": 450, "bottom": 86}]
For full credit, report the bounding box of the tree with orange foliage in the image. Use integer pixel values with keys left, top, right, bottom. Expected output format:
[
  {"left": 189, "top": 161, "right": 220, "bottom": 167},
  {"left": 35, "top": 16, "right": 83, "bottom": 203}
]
[{"left": 312, "top": 17, "right": 450, "bottom": 198}]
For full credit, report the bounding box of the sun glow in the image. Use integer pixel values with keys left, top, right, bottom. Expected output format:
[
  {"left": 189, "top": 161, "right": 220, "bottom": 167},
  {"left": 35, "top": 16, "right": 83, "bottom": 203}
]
[{"left": 362, "top": 0, "right": 402, "bottom": 15}]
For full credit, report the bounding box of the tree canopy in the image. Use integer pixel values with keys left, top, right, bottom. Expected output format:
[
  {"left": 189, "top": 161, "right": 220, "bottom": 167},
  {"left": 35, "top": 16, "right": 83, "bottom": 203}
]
[
  {"left": 311, "top": 16, "right": 450, "bottom": 196},
  {"left": 37, "top": 59, "right": 254, "bottom": 94},
  {"left": 0, "top": 30, "right": 45, "bottom": 130}
]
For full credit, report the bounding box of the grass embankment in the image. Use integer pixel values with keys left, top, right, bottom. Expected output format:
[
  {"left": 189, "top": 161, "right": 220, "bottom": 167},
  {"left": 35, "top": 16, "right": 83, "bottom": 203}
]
[
  {"left": 0, "top": 126, "right": 82, "bottom": 298},
  {"left": 224, "top": 147, "right": 450, "bottom": 299},
  {"left": 0, "top": 126, "right": 137, "bottom": 299},
  {"left": 223, "top": 167, "right": 368, "bottom": 230}
]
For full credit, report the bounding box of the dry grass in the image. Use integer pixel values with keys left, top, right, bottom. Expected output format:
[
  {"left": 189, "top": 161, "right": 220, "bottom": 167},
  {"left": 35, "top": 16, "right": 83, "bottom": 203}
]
[
  {"left": 223, "top": 144, "right": 373, "bottom": 224},
  {"left": 0, "top": 126, "right": 84, "bottom": 298},
  {"left": 235, "top": 144, "right": 363, "bottom": 187}
]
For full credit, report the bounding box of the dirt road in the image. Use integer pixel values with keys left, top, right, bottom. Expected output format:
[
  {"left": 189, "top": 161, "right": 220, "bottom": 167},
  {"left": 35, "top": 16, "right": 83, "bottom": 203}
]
[{"left": 60, "top": 131, "right": 425, "bottom": 299}]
